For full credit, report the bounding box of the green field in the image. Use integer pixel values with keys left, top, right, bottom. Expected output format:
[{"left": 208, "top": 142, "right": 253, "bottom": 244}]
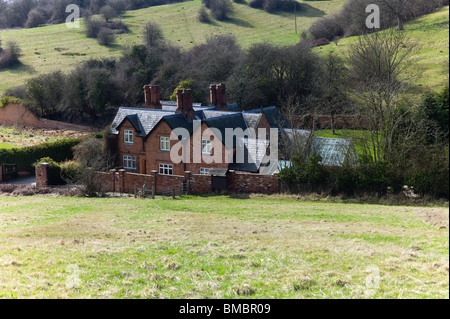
[
  {"left": 316, "top": 6, "right": 449, "bottom": 91},
  {"left": 0, "top": 0, "right": 348, "bottom": 96},
  {"left": 0, "top": 195, "right": 448, "bottom": 298}
]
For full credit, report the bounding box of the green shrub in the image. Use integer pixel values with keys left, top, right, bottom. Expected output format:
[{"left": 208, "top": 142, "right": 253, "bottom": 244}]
[
  {"left": 33, "top": 157, "right": 64, "bottom": 185},
  {"left": 60, "top": 160, "right": 82, "bottom": 183},
  {"left": 0, "top": 138, "right": 80, "bottom": 172},
  {"left": 0, "top": 96, "right": 23, "bottom": 108},
  {"left": 406, "top": 150, "right": 449, "bottom": 199}
]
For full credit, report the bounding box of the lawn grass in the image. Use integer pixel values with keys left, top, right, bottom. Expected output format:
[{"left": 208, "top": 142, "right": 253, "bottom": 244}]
[
  {"left": 0, "top": 142, "right": 19, "bottom": 150},
  {"left": 0, "top": 0, "right": 348, "bottom": 96},
  {"left": 0, "top": 195, "right": 447, "bottom": 298},
  {"left": 316, "top": 5, "right": 449, "bottom": 92}
]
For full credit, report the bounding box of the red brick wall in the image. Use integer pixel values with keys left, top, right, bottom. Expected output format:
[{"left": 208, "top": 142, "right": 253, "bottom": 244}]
[
  {"left": 155, "top": 173, "right": 184, "bottom": 193},
  {"left": 144, "top": 121, "right": 186, "bottom": 175},
  {"left": 117, "top": 120, "right": 146, "bottom": 174},
  {"left": 97, "top": 169, "right": 279, "bottom": 195},
  {"left": 227, "top": 170, "right": 279, "bottom": 194},
  {"left": 189, "top": 174, "right": 212, "bottom": 194}
]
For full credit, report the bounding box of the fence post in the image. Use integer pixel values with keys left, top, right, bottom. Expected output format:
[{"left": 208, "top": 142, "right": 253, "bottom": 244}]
[
  {"left": 142, "top": 182, "right": 147, "bottom": 198},
  {"left": 184, "top": 171, "right": 191, "bottom": 194},
  {"left": 134, "top": 184, "right": 137, "bottom": 198},
  {"left": 151, "top": 186, "right": 155, "bottom": 199},
  {"left": 172, "top": 188, "right": 175, "bottom": 199}
]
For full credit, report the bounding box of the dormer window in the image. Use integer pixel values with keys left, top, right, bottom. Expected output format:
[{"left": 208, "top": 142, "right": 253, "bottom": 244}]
[
  {"left": 160, "top": 136, "right": 170, "bottom": 151},
  {"left": 124, "top": 130, "right": 133, "bottom": 144}
]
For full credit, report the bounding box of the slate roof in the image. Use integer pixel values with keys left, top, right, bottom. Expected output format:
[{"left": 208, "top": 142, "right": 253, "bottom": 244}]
[
  {"left": 229, "top": 137, "right": 269, "bottom": 173},
  {"left": 163, "top": 111, "right": 204, "bottom": 136},
  {"left": 110, "top": 107, "right": 173, "bottom": 136},
  {"left": 203, "top": 113, "right": 248, "bottom": 147},
  {"left": 242, "top": 113, "right": 262, "bottom": 130},
  {"left": 245, "top": 106, "right": 290, "bottom": 129}
]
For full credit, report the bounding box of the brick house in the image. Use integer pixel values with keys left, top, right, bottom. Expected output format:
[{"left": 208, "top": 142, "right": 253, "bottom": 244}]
[{"left": 109, "top": 84, "right": 288, "bottom": 177}]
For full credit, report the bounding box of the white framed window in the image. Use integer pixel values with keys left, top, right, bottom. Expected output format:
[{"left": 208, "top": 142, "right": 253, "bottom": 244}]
[
  {"left": 202, "top": 139, "right": 212, "bottom": 155},
  {"left": 160, "top": 136, "right": 170, "bottom": 151},
  {"left": 123, "top": 155, "right": 136, "bottom": 170},
  {"left": 159, "top": 163, "right": 173, "bottom": 175},
  {"left": 200, "top": 167, "right": 210, "bottom": 175},
  {"left": 124, "top": 130, "right": 133, "bottom": 144}
]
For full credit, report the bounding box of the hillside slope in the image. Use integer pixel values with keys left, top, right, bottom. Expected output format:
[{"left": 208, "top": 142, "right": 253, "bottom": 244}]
[
  {"left": 315, "top": 5, "right": 449, "bottom": 91},
  {"left": 0, "top": 0, "right": 348, "bottom": 95}
]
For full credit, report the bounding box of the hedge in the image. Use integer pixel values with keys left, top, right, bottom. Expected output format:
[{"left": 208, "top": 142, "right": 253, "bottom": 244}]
[{"left": 0, "top": 138, "right": 81, "bottom": 172}]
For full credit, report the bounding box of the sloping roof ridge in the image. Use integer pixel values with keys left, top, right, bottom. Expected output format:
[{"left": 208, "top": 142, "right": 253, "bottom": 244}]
[
  {"left": 118, "top": 106, "right": 173, "bottom": 113},
  {"left": 244, "top": 105, "right": 277, "bottom": 113},
  {"left": 203, "top": 111, "right": 244, "bottom": 121}
]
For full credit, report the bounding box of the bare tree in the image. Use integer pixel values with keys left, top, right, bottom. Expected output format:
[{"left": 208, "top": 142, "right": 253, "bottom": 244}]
[
  {"left": 142, "top": 21, "right": 164, "bottom": 48},
  {"left": 318, "top": 52, "right": 349, "bottom": 135},
  {"left": 348, "top": 29, "right": 418, "bottom": 163},
  {"left": 69, "top": 137, "right": 116, "bottom": 197}
]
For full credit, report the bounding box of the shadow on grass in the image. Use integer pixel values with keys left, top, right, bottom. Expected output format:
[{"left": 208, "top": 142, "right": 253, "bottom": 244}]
[
  {"left": 0, "top": 62, "right": 36, "bottom": 75},
  {"left": 222, "top": 17, "right": 255, "bottom": 28},
  {"left": 270, "top": 3, "right": 326, "bottom": 19}
]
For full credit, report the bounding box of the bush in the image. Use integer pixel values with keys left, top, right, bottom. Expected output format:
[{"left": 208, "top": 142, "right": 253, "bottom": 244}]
[
  {"left": 34, "top": 157, "right": 64, "bottom": 185},
  {"left": 249, "top": 0, "right": 264, "bottom": 8},
  {"left": 198, "top": 7, "right": 211, "bottom": 23},
  {"left": 0, "top": 41, "right": 22, "bottom": 69},
  {"left": 309, "top": 16, "right": 343, "bottom": 41},
  {"left": 210, "top": 0, "right": 233, "bottom": 20},
  {"left": 0, "top": 138, "right": 80, "bottom": 172},
  {"left": 406, "top": 150, "right": 449, "bottom": 199},
  {"left": 97, "top": 28, "right": 115, "bottom": 46},
  {"left": 60, "top": 160, "right": 82, "bottom": 183},
  {"left": 84, "top": 18, "right": 107, "bottom": 38},
  {"left": 0, "top": 96, "right": 23, "bottom": 108}
]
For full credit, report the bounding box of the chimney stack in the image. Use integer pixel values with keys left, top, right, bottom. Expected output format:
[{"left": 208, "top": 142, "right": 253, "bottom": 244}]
[
  {"left": 144, "top": 85, "right": 151, "bottom": 105},
  {"left": 210, "top": 84, "right": 217, "bottom": 106},
  {"left": 176, "top": 89, "right": 195, "bottom": 121},
  {"left": 150, "top": 84, "right": 162, "bottom": 109},
  {"left": 213, "top": 83, "right": 227, "bottom": 111},
  {"left": 143, "top": 84, "right": 162, "bottom": 109}
]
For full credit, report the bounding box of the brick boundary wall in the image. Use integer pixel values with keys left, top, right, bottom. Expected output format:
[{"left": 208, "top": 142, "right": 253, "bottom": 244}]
[
  {"left": 227, "top": 170, "right": 279, "bottom": 194},
  {"left": 93, "top": 169, "right": 279, "bottom": 195}
]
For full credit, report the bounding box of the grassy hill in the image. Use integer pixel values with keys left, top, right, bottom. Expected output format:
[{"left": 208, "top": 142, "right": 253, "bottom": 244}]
[
  {"left": 0, "top": 0, "right": 348, "bottom": 96},
  {"left": 315, "top": 5, "right": 449, "bottom": 91}
]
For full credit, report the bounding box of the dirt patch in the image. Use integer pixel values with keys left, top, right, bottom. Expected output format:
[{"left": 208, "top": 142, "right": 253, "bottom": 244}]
[{"left": 418, "top": 208, "right": 449, "bottom": 229}]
